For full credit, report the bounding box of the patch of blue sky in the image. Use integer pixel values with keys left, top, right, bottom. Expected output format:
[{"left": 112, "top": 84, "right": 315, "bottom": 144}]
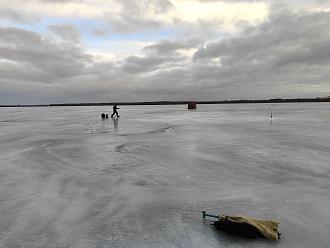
[
  {"left": 77, "top": 20, "right": 176, "bottom": 44},
  {"left": 0, "top": 15, "right": 176, "bottom": 43},
  {"left": 0, "top": 16, "right": 74, "bottom": 34},
  {"left": 84, "top": 25, "right": 177, "bottom": 56},
  {"left": 0, "top": 15, "right": 178, "bottom": 57},
  {"left": 0, "top": 19, "right": 31, "bottom": 29}
]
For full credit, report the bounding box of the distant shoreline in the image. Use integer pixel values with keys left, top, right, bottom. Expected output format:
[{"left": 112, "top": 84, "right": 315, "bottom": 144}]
[{"left": 1, "top": 97, "right": 329, "bottom": 107}]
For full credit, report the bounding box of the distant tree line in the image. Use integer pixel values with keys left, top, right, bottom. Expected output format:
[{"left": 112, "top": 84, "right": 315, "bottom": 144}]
[{"left": 1, "top": 97, "right": 330, "bottom": 107}]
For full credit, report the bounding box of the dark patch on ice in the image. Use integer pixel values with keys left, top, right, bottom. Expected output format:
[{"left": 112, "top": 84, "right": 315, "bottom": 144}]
[
  {"left": 0, "top": 119, "right": 30, "bottom": 123},
  {"left": 0, "top": 192, "right": 40, "bottom": 204},
  {"left": 133, "top": 179, "right": 160, "bottom": 187},
  {"left": 115, "top": 143, "right": 127, "bottom": 153},
  {"left": 115, "top": 142, "right": 152, "bottom": 153},
  {"left": 119, "top": 125, "right": 175, "bottom": 137},
  {"left": 134, "top": 180, "right": 148, "bottom": 186},
  {"left": 145, "top": 125, "right": 175, "bottom": 134},
  {"left": 88, "top": 168, "right": 116, "bottom": 176},
  {"left": 29, "top": 139, "right": 67, "bottom": 148}
]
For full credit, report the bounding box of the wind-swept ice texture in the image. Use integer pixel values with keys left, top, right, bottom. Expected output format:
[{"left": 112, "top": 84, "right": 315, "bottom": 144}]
[{"left": 0, "top": 104, "right": 329, "bottom": 247}]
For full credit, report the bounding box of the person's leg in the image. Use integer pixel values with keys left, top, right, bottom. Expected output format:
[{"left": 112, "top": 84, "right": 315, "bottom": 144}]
[{"left": 116, "top": 111, "right": 119, "bottom": 117}]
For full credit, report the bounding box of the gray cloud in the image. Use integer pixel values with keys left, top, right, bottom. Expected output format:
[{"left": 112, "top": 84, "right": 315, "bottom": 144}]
[
  {"left": 209, "top": 0, "right": 266, "bottom": 1},
  {"left": 143, "top": 39, "right": 200, "bottom": 55},
  {"left": 0, "top": 7, "right": 39, "bottom": 23},
  {"left": 103, "top": 0, "right": 173, "bottom": 33},
  {"left": 194, "top": 10, "right": 330, "bottom": 66},
  {"left": 38, "top": 0, "right": 77, "bottom": 2},
  {"left": 0, "top": 26, "right": 143, "bottom": 103},
  {"left": 121, "top": 54, "right": 185, "bottom": 74},
  {"left": 0, "top": 27, "right": 90, "bottom": 84},
  {"left": 191, "top": 10, "right": 330, "bottom": 98},
  {"left": 134, "top": 9, "right": 330, "bottom": 100},
  {"left": 104, "top": 13, "right": 163, "bottom": 33},
  {"left": 48, "top": 25, "right": 81, "bottom": 43}
]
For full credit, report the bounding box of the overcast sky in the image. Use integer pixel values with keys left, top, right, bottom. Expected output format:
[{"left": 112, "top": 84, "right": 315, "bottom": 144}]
[{"left": 0, "top": 0, "right": 330, "bottom": 104}]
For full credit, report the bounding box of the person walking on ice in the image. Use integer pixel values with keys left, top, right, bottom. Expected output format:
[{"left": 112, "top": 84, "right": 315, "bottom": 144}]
[{"left": 111, "top": 104, "right": 120, "bottom": 118}]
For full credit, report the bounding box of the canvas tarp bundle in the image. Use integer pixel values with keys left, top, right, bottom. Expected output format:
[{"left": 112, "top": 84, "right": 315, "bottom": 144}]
[{"left": 217, "top": 215, "right": 280, "bottom": 240}]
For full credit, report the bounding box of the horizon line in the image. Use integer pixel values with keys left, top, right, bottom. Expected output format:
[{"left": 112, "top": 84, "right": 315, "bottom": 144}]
[{"left": 1, "top": 97, "right": 330, "bottom": 107}]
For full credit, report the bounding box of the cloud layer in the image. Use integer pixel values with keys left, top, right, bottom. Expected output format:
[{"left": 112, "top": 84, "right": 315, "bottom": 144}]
[{"left": 0, "top": 0, "right": 329, "bottom": 104}]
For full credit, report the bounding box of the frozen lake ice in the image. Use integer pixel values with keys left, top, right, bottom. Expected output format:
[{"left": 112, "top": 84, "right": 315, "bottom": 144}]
[{"left": 0, "top": 103, "right": 329, "bottom": 247}]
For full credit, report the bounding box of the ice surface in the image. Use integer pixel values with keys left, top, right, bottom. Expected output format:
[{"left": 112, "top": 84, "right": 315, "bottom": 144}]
[{"left": 0, "top": 103, "right": 329, "bottom": 247}]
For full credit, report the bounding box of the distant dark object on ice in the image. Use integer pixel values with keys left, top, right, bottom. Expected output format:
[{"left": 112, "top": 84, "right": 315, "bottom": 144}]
[
  {"left": 202, "top": 211, "right": 280, "bottom": 240},
  {"left": 187, "top": 102, "right": 197, "bottom": 109}
]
